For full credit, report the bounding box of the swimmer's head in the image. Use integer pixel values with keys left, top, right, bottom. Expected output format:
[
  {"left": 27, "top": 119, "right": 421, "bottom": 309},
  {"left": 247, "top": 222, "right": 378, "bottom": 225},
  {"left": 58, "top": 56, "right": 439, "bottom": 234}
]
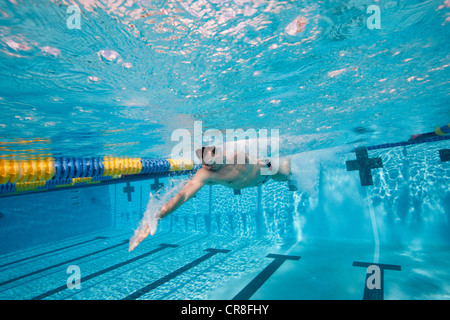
[{"left": 196, "top": 146, "right": 223, "bottom": 171}]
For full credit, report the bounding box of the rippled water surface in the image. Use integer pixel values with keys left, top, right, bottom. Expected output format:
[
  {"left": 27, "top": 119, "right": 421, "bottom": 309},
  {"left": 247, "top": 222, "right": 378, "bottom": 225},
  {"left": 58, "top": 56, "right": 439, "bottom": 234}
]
[{"left": 0, "top": 0, "right": 449, "bottom": 159}]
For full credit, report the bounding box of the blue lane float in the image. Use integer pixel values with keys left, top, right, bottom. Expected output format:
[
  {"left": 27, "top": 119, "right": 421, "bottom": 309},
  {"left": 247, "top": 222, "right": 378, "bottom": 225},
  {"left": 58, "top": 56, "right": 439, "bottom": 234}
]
[
  {"left": 364, "top": 131, "right": 450, "bottom": 152},
  {"left": 140, "top": 159, "right": 171, "bottom": 174}
]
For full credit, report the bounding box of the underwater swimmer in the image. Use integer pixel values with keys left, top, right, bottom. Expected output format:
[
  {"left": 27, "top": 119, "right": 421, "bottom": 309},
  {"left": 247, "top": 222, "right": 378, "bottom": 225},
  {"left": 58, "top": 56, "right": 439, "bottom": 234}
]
[{"left": 128, "top": 146, "right": 292, "bottom": 251}]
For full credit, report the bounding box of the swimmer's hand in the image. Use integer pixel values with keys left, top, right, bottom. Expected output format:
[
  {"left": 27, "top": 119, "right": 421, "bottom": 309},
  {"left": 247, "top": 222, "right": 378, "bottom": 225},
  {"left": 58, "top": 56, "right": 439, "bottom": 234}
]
[
  {"left": 128, "top": 216, "right": 159, "bottom": 252},
  {"left": 129, "top": 224, "right": 150, "bottom": 252},
  {"left": 128, "top": 177, "right": 205, "bottom": 252}
]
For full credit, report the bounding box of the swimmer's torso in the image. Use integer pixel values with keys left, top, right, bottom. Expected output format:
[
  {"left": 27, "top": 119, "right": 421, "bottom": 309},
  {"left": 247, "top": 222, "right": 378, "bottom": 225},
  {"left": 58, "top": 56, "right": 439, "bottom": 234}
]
[{"left": 204, "top": 161, "right": 266, "bottom": 189}]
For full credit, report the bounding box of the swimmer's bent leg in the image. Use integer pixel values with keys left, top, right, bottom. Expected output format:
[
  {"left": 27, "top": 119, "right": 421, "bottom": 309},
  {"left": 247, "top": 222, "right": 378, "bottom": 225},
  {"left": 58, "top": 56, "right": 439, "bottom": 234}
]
[
  {"left": 271, "top": 157, "right": 298, "bottom": 190},
  {"left": 272, "top": 157, "right": 291, "bottom": 182}
]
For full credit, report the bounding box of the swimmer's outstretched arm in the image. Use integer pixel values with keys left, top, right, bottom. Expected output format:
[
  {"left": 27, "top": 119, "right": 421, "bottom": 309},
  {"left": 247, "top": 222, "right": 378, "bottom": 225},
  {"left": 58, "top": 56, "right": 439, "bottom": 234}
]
[
  {"left": 159, "top": 171, "right": 208, "bottom": 219},
  {"left": 128, "top": 169, "right": 210, "bottom": 252}
]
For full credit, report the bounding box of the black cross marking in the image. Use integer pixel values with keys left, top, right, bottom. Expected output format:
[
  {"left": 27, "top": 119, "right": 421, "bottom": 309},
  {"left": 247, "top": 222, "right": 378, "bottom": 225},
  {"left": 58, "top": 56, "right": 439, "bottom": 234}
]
[
  {"left": 123, "top": 182, "right": 135, "bottom": 202},
  {"left": 346, "top": 147, "right": 383, "bottom": 186},
  {"left": 150, "top": 178, "right": 164, "bottom": 192}
]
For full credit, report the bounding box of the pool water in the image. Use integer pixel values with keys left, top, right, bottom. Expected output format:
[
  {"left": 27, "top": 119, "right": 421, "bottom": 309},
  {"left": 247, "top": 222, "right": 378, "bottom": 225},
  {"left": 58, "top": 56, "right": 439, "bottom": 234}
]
[
  {"left": 0, "top": 0, "right": 449, "bottom": 300},
  {"left": 1, "top": 138, "right": 449, "bottom": 300}
]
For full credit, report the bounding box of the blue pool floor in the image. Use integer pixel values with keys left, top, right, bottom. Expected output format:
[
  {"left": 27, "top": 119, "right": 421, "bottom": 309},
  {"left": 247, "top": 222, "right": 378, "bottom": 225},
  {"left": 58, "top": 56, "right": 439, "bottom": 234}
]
[{"left": 0, "top": 228, "right": 449, "bottom": 300}]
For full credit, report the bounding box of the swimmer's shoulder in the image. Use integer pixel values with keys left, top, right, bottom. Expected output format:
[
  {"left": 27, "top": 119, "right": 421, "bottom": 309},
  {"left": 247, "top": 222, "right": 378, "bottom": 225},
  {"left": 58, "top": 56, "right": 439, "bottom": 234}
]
[{"left": 193, "top": 167, "right": 220, "bottom": 185}]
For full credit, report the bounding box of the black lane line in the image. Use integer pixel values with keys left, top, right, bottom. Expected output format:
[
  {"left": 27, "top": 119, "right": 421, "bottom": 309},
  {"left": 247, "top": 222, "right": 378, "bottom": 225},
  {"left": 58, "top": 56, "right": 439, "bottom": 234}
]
[
  {"left": 353, "top": 261, "right": 401, "bottom": 300},
  {"left": 0, "top": 240, "right": 128, "bottom": 287},
  {"left": 31, "top": 243, "right": 179, "bottom": 300},
  {"left": 232, "top": 253, "right": 301, "bottom": 300},
  {"left": 123, "top": 248, "right": 231, "bottom": 300},
  {"left": 0, "top": 236, "right": 109, "bottom": 269}
]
